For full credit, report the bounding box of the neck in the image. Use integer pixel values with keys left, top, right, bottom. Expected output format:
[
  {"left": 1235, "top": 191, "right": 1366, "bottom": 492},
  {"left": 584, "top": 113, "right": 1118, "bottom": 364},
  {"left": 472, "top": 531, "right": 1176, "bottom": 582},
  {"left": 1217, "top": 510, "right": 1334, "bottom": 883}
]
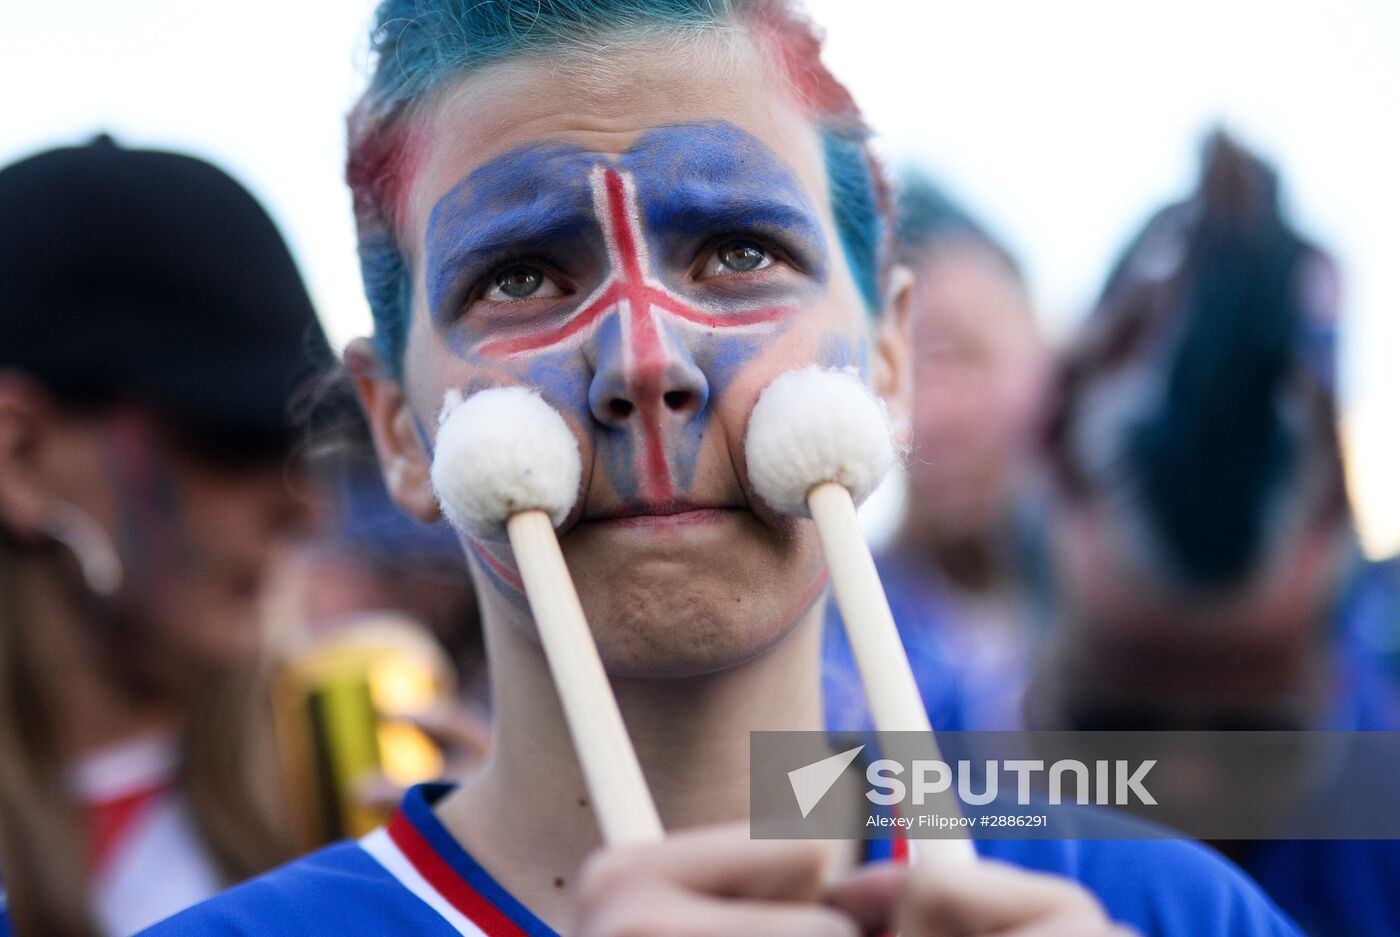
[
  {"left": 19, "top": 554, "right": 182, "bottom": 761},
  {"left": 436, "top": 598, "right": 829, "bottom": 929}
]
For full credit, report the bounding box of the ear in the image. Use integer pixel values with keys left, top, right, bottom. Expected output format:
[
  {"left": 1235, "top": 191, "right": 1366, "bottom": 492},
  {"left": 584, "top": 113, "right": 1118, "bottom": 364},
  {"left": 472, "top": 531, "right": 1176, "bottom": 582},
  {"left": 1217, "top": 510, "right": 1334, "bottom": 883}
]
[
  {"left": 0, "top": 374, "right": 58, "bottom": 540},
  {"left": 345, "top": 339, "right": 442, "bottom": 523},
  {"left": 872, "top": 264, "right": 915, "bottom": 448}
]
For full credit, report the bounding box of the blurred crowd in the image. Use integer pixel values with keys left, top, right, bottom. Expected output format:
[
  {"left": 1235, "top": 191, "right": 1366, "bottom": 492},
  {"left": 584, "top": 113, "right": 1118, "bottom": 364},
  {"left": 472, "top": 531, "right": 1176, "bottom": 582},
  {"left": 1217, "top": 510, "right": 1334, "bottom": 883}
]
[{"left": 1, "top": 123, "right": 1397, "bottom": 937}]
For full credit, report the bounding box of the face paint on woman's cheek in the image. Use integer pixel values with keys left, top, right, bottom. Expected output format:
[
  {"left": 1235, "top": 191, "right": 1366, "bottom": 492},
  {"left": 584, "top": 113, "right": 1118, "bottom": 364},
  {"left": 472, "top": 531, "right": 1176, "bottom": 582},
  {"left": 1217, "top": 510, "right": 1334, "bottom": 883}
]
[
  {"left": 791, "top": 568, "right": 832, "bottom": 624},
  {"left": 817, "top": 331, "right": 872, "bottom": 381},
  {"left": 417, "top": 353, "right": 590, "bottom": 606},
  {"left": 422, "top": 123, "right": 830, "bottom": 597},
  {"left": 406, "top": 411, "right": 530, "bottom": 609},
  {"left": 463, "top": 536, "right": 534, "bottom": 614},
  {"left": 474, "top": 158, "right": 814, "bottom": 504}
]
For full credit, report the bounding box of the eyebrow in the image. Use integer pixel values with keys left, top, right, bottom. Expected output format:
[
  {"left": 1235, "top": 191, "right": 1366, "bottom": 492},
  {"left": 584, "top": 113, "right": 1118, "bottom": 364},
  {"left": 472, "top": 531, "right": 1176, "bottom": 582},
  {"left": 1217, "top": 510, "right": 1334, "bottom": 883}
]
[
  {"left": 424, "top": 144, "right": 595, "bottom": 318},
  {"left": 642, "top": 183, "right": 827, "bottom": 266},
  {"left": 625, "top": 121, "right": 829, "bottom": 275}
]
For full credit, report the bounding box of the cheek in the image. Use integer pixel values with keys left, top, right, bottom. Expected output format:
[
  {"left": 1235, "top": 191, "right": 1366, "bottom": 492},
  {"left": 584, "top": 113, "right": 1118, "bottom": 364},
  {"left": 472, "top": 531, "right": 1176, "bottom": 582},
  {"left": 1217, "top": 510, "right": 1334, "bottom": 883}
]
[
  {"left": 705, "top": 309, "right": 872, "bottom": 431},
  {"left": 410, "top": 315, "right": 597, "bottom": 462}
]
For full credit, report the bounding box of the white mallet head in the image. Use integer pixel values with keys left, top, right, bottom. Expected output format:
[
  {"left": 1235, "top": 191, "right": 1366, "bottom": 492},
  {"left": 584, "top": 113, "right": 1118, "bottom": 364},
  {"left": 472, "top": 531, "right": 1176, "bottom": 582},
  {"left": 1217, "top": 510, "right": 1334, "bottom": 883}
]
[
  {"left": 745, "top": 366, "right": 896, "bottom": 516},
  {"left": 430, "top": 387, "right": 582, "bottom": 537}
]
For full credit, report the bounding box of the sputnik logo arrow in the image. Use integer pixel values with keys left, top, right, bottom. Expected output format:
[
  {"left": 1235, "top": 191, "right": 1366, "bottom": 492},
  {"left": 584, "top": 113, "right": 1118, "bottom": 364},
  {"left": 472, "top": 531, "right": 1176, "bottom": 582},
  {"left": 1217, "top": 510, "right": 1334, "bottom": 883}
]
[{"left": 788, "top": 745, "right": 865, "bottom": 819}]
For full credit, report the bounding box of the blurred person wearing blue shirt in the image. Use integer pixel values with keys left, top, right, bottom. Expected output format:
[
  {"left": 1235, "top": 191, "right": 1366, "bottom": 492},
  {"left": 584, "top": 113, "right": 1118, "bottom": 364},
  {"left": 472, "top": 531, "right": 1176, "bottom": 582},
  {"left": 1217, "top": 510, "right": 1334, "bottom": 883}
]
[
  {"left": 825, "top": 172, "right": 1050, "bottom": 732},
  {"left": 1027, "top": 131, "right": 1400, "bottom": 936}
]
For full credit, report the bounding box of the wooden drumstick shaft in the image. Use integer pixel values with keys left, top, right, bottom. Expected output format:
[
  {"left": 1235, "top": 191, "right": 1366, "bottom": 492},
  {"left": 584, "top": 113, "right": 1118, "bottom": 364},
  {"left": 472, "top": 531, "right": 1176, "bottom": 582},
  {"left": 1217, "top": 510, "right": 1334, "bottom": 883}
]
[
  {"left": 807, "top": 481, "right": 977, "bottom": 865},
  {"left": 507, "top": 509, "right": 664, "bottom": 846}
]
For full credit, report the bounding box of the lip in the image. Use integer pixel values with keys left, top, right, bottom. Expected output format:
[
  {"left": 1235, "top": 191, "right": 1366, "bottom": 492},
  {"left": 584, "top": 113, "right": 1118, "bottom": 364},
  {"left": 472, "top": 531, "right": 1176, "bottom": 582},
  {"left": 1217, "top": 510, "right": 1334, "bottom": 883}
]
[{"left": 582, "top": 502, "right": 742, "bottom": 529}]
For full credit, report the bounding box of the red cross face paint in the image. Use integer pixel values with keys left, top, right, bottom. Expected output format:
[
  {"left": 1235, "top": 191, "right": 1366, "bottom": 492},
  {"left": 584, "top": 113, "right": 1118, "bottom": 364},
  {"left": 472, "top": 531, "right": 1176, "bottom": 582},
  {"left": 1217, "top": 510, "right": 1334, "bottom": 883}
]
[
  {"left": 396, "top": 47, "right": 882, "bottom": 675},
  {"left": 435, "top": 154, "right": 807, "bottom": 508}
]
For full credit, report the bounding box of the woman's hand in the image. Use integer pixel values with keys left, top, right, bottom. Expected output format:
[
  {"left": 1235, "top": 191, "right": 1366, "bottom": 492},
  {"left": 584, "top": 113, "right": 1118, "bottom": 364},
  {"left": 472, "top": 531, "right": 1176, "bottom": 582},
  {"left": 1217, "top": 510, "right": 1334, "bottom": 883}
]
[
  {"left": 829, "top": 853, "right": 1140, "bottom": 937},
  {"left": 573, "top": 825, "right": 1140, "bottom": 937},
  {"left": 574, "top": 824, "right": 861, "bottom": 937}
]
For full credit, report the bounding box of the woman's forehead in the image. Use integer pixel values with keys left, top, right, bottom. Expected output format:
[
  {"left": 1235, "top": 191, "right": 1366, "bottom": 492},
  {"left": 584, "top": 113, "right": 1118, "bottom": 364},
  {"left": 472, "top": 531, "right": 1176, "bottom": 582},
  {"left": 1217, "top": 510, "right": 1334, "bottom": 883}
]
[{"left": 404, "top": 38, "right": 827, "bottom": 245}]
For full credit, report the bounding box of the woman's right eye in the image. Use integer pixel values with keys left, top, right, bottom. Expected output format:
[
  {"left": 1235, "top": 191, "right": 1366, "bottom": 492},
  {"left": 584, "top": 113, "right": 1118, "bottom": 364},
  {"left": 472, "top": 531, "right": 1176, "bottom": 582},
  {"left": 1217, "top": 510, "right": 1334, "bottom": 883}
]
[{"left": 483, "top": 264, "right": 564, "bottom": 302}]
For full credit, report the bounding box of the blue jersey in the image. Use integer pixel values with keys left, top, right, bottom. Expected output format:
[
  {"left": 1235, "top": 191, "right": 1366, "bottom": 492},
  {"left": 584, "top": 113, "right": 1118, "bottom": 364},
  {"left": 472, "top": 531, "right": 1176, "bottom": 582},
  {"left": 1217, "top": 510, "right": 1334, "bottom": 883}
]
[
  {"left": 822, "top": 553, "right": 973, "bottom": 732},
  {"left": 1229, "top": 617, "right": 1400, "bottom": 937},
  {"left": 822, "top": 550, "right": 1036, "bottom": 733},
  {"left": 140, "top": 784, "right": 1299, "bottom": 937},
  {"left": 1238, "top": 838, "right": 1399, "bottom": 937}
]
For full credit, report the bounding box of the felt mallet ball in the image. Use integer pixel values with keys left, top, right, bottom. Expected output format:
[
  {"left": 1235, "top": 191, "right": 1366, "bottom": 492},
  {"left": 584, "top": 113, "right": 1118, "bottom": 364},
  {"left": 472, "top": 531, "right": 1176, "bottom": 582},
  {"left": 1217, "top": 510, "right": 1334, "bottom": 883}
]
[
  {"left": 745, "top": 365, "right": 896, "bottom": 516},
  {"left": 430, "top": 386, "right": 582, "bottom": 537}
]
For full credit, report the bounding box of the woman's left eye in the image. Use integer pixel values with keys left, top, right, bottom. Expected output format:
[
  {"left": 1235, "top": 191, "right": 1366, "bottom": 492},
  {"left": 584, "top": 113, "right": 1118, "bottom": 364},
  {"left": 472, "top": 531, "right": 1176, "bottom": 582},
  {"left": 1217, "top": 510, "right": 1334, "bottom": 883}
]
[
  {"left": 698, "top": 239, "right": 774, "bottom": 278},
  {"left": 483, "top": 263, "right": 565, "bottom": 302}
]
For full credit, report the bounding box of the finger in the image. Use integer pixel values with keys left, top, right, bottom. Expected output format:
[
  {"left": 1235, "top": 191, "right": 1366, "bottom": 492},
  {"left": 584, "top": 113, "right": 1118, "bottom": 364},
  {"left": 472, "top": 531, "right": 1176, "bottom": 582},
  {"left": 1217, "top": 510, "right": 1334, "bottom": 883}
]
[
  {"left": 823, "top": 862, "right": 905, "bottom": 932},
  {"left": 897, "top": 859, "right": 1107, "bottom": 936},
  {"left": 578, "top": 824, "right": 835, "bottom": 905},
  {"left": 576, "top": 881, "right": 861, "bottom": 937}
]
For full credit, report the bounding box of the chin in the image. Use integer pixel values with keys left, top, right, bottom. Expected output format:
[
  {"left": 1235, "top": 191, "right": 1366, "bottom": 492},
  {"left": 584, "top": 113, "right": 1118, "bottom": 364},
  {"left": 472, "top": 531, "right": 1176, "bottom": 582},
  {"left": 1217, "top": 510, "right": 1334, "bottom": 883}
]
[
  {"left": 576, "top": 570, "right": 794, "bottom": 678},
  {"left": 558, "top": 527, "right": 822, "bottom": 679}
]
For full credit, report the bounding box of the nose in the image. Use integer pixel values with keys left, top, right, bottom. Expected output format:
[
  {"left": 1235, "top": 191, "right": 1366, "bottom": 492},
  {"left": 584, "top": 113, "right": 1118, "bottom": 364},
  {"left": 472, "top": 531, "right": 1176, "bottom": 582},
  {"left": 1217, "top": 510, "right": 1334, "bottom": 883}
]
[{"left": 588, "top": 311, "right": 709, "bottom": 430}]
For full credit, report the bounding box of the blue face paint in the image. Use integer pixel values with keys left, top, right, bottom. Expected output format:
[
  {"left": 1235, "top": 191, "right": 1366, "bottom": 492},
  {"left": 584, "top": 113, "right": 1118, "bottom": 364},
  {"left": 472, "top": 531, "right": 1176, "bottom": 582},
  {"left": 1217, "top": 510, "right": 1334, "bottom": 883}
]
[
  {"left": 817, "top": 331, "right": 870, "bottom": 382},
  {"left": 426, "top": 144, "right": 601, "bottom": 324},
  {"left": 423, "top": 121, "right": 844, "bottom": 598},
  {"left": 625, "top": 122, "right": 828, "bottom": 285}
]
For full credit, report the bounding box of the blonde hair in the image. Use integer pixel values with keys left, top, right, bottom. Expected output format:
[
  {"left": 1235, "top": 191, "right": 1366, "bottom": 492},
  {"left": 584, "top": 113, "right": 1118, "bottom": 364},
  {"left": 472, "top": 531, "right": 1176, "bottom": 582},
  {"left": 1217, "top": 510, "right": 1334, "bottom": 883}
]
[{"left": 0, "top": 539, "right": 295, "bottom": 936}]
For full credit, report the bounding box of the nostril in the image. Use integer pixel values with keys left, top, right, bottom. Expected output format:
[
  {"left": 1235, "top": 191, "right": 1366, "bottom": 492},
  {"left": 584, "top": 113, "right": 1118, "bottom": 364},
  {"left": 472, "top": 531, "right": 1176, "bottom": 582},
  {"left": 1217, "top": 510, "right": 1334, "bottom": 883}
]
[
  {"left": 663, "top": 390, "right": 693, "bottom": 412},
  {"left": 608, "top": 398, "right": 635, "bottom": 420}
]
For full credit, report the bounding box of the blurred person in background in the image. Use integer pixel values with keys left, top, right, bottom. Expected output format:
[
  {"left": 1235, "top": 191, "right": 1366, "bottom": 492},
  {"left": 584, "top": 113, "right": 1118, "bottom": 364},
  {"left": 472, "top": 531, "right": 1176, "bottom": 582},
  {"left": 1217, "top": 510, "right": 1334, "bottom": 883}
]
[
  {"left": 824, "top": 171, "right": 1051, "bottom": 731},
  {"left": 285, "top": 400, "right": 486, "bottom": 698},
  {"left": 1028, "top": 130, "right": 1400, "bottom": 935},
  {"left": 0, "top": 135, "right": 330, "bottom": 936},
  {"left": 263, "top": 400, "right": 491, "bottom": 842}
]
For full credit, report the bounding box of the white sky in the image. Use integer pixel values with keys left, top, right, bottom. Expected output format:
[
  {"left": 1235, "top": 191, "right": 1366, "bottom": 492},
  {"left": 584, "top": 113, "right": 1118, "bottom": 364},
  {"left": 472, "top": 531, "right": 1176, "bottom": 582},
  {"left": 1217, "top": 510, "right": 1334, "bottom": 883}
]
[{"left": 3, "top": 1, "right": 1399, "bottom": 551}]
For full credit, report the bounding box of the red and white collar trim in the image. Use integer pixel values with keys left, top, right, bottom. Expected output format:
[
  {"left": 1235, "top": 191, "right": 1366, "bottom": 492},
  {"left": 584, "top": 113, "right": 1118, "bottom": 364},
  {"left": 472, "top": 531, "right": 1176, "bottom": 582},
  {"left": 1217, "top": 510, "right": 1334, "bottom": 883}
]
[{"left": 68, "top": 731, "right": 179, "bottom": 803}]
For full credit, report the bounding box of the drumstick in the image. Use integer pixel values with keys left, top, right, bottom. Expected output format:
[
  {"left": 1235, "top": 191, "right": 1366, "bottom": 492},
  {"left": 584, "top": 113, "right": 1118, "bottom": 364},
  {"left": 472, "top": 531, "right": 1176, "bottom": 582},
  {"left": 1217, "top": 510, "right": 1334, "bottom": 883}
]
[
  {"left": 746, "top": 366, "right": 977, "bottom": 864},
  {"left": 431, "top": 386, "right": 663, "bottom": 846}
]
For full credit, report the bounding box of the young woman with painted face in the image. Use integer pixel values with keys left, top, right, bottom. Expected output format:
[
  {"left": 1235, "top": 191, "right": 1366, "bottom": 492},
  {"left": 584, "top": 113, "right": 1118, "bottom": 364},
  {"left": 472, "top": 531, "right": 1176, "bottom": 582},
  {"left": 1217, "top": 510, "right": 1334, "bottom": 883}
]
[
  {"left": 0, "top": 137, "right": 328, "bottom": 936},
  {"left": 143, "top": 3, "right": 1298, "bottom": 935}
]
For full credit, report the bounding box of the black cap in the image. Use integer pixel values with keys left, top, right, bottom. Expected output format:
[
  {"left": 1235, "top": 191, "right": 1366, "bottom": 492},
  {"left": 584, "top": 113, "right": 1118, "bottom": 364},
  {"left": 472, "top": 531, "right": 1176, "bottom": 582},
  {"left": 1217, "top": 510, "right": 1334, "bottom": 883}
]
[{"left": 0, "top": 134, "right": 331, "bottom": 433}]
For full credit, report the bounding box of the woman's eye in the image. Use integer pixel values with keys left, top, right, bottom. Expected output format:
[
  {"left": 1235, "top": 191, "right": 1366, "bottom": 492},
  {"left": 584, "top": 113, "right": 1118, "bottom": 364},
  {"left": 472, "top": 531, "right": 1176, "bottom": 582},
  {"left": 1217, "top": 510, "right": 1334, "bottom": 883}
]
[
  {"left": 700, "top": 239, "right": 774, "bottom": 278},
  {"left": 484, "top": 264, "right": 563, "bottom": 301}
]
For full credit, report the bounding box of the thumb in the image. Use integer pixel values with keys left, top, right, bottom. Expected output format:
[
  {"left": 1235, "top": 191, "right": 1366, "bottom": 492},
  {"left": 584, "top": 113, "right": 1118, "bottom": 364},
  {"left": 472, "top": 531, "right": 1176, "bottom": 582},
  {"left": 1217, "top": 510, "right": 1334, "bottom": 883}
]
[{"left": 824, "top": 862, "right": 906, "bottom": 934}]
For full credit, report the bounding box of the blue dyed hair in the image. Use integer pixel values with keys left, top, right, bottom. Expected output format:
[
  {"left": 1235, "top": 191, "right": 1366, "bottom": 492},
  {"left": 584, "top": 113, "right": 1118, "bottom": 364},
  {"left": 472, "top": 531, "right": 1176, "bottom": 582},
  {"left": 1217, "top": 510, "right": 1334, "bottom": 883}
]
[{"left": 346, "top": 0, "right": 890, "bottom": 376}]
